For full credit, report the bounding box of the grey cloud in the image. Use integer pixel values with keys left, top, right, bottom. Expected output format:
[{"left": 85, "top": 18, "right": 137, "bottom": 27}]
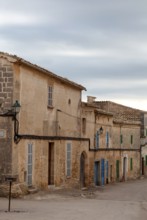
[{"left": 0, "top": 0, "right": 147, "bottom": 109}]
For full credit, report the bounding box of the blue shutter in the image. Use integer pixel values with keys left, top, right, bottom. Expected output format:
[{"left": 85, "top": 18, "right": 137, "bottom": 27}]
[
  {"left": 101, "top": 159, "right": 105, "bottom": 186},
  {"left": 66, "top": 143, "right": 71, "bottom": 176},
  {"left": 95, "top": 131, "right": 99, "bottom": 148}
]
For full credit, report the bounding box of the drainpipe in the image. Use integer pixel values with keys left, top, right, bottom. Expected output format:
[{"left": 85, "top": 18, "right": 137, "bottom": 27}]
[{"left": 56, "top": 109, "right": 61, "bottom": 136}]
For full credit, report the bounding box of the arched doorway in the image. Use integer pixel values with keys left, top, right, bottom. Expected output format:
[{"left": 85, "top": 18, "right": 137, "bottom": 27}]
[{"left": 80, "top": 152, "right": 86, "bottom": 187}]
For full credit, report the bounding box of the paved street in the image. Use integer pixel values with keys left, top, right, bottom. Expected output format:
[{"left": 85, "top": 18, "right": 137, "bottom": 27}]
[{"left": 0, "top": 178, "right": 147, "bottom": 220}]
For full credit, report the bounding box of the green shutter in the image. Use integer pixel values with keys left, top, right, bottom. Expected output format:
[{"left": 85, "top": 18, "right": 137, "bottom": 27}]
[
  {"left": 120, "top": 135, "right": 123, "bottom": 144},
  {"left": 145, "top": 155, "right": 147, "bottom": 166},
  {"left": 130, "top": 158, "right": 133, "bottom": 170}
]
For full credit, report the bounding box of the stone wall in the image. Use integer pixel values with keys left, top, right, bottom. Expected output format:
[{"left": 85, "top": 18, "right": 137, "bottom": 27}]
[
  {"left": 0, "top": 58, "right": 13, "bottom": 182},
  {"left": 95, "top": 101, "right": 141, "bottom": 122}
]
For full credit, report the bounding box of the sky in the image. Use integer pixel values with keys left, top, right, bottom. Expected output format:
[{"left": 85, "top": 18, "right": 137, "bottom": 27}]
[{"left": 0, "top": 0, "right": 147, "bottom": 110}]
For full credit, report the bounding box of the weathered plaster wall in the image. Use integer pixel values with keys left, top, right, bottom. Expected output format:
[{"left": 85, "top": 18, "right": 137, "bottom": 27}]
[
  {"left": 17, "top": 139, "right": 89, "bottom": 189},
  {"left": 18, "top": 64, "right": 82, "bottom": 137}
]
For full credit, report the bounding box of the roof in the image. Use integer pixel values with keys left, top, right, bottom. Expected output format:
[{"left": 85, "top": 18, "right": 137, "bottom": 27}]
[
  {"left": 82, "top": 102, "right": 113, "bottom": 116},
  {"left": 94, "top": 101, "right": 142, "bottom": 122},
  {"left": 0, "top": 52, "right": 86, "bottom": 91}
]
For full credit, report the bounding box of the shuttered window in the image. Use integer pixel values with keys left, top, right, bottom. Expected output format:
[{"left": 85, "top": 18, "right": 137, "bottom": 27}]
[
  {"left": 82, "top": 118, "right": 86, "bottom": 134},
  {"left": 131, "top": 135, "right": 133, "bottom": 145},
  {"left": 66, "top": 143, "right": 72, "bottom": 177},
  {"left": 27, "top": 143, "right": 33, "bottom": 186},
  {"left": 95, "top": 131, "right": 99, "bottom": 148},
  {"left": 120, "top": 134, "right": 123, "bottom": 144},
  {"left": 48, "top": 85, "right": 53, "bottom": 107},
  {"left": 106, "top": 132, "right": 109, "bottom": 148}
]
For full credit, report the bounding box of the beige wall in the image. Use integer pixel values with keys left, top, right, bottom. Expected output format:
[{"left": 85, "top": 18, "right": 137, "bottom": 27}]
[
  {"left": 0, "top": 56, "right": 141, "bottom": 190},
  {"left": 11, "top": 62, "right": 88, "bottom": 188},
  {"left": 17, "top": 64, "right": 82, "bottom": 137},
  {"left": 113, "top": 123, "right": 140, "bottom": 149}
]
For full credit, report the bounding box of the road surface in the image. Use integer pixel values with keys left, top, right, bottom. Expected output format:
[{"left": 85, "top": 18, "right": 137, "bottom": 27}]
[{"left": 0, "top": 178, "right": 147, "bottom": 220}]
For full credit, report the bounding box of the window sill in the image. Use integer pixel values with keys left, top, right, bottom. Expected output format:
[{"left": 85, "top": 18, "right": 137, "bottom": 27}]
[
  {"left": 47, "top": 105, "right": 54, "bottom": 109},
  {"left": 66, "top": 176, "right": 71, "bottom": 179}
]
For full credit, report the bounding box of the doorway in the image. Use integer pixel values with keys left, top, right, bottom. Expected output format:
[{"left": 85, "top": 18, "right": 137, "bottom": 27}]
[
  {"left": 80, "top": 152, "right": 86, "bottom": 187},
  {"left": 116, "top": 160, "right": 120, "bottom": 181},
  {"left": 123, "top": 157, "right": 127, "bottom": 181},
  {"left": 48, "top": 142, "right": 54, "bottom": 185},
  {"left": 101, "top": 159, "right": 105, "bottom": 186},
  {"left": 94, "top": 161, "right": 100, "bottom": 186},
  {"left": 142, "top": 157, "right": 144, "bottom": 175},
  {"left": 110, "top": 165, "right": 113, "bottom": 182}
]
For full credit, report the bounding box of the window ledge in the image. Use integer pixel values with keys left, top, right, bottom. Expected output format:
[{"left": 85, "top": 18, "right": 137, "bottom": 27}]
[{"left": 47, "top": 105, "right": 54, "bottom": 109}]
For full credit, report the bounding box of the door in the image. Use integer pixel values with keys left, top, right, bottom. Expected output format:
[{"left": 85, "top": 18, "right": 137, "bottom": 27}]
[
  {"left": 110, "top": 165, "right": 113, "bottom": 182},
  {"left": 142, "top": 157, "right": 144, "bottom": 175},
  {"left": 123, "top": 157, "right": 127, "bottom": 181},
  {"left": 48, "top": 142, "right": 54, "bottom": 185},
  {"left": 101, "top": 159, "right": 105, "bottom": 186},
  {"left": 106, "top": 160, "right": 109, "bottom": 184},
  {"left": 94, "top": 161, "right": 100, "bottom": 186},
  {"left": 80, "top": 152, "right": 85, "bottom": 187},
  {"left": 116, "top": 160, "right": 119, "bottom": 181}
]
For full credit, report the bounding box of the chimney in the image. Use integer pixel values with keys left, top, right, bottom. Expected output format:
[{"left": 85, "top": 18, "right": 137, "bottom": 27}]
[{"left": 87, "top": 96, "right": 96, "bottom": 104}]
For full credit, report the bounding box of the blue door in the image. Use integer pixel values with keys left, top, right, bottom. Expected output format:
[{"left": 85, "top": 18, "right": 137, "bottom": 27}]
[
  {"left": 101, "top": 159, "right": 105, "bottom": 186},
  {"left": 94, "top": 162, "right": 98, "bottom": 185}
]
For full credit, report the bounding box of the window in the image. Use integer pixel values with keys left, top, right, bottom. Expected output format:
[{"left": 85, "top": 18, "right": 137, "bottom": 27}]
[
  {"left": 66, "top": 143, "right": 71, "bottom": 177},
  {"left": 120, "top": 134, "right": 123, "bottom": 144},
  {"left": 95, "top": 131, "right": 99, "bottom": 148},
  {"left": 48, "top": 85, "right": 53, "bottom": 107},
  {"left": 130, "top": 158, "right": 133, "bottom": 170},
  {"left": 131, "top": 135, "right": 133, "bottom": 145},
  {"left": 82, "top": 118, "right": 86, "bottom": 134},
  {"left": 106, "top": 131, "right": 109, "bottom": 148}
]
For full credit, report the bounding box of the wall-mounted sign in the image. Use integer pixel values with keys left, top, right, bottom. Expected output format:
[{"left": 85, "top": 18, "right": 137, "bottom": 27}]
[{"left": 0, "top": 129, "right": 6, "bottom": 138}]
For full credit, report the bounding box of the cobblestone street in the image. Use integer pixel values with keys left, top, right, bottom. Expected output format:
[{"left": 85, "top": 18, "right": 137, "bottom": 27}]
[{"left": 0, "top": 178, "right": 147, "bottom": 220}]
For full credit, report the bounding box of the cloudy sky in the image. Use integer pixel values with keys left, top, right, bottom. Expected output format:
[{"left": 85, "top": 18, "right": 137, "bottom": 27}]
[{"left": 0, "top": 0, "right": 147, "bottom": 110}]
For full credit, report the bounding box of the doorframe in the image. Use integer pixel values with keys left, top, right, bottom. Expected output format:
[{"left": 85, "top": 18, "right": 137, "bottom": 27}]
[{"left": 48, "top": 142, "right": 55, "bottom": 185}]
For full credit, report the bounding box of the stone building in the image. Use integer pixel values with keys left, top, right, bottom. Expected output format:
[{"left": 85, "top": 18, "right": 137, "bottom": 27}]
[
  {"left": 0, "top": 52, "right": 143, "bottom": 195},
  {"left": 81, "top": 98, "right": 141, "bottom": 185},
  {"left": 140, "top": 112, "right": 147, "bottom": 176},
  {"left": 0, "top": 52, "right": 90, "bottom": 192}
]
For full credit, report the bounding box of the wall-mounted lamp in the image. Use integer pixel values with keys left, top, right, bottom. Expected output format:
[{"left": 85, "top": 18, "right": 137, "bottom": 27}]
[
  {"left": 99, "top": 126, "right": 103, "bottom": 135},
  {"left": 0, "top": 100, "right": 21, "bottom": 143}
]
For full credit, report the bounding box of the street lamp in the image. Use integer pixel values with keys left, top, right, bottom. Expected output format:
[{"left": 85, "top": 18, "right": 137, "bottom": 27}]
[
  {"left": 99, "top": 126, "right": 103, "bottom": 135},
  {"left": 0, "top": 100, "right": 21, "bottom": 143},
  {"left": 11, "top": 100, "right": 21, "bottom": 114},
  {"left": 95, "top": 126, "right": 103, "bottom": 149}
]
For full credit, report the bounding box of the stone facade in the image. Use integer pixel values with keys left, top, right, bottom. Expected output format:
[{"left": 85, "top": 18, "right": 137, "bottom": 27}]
[
  {"left": 0, "top": 52, "right": 89, "bottom": 193},
  {"left": 0, "top": 57, "right": 13, "bottom": 182},
  {"left": 81, "top": 99, "right": 141, "bottom": 186},
  {"left": 0, "top": 52, "right": 143, "bottom": 196}
]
